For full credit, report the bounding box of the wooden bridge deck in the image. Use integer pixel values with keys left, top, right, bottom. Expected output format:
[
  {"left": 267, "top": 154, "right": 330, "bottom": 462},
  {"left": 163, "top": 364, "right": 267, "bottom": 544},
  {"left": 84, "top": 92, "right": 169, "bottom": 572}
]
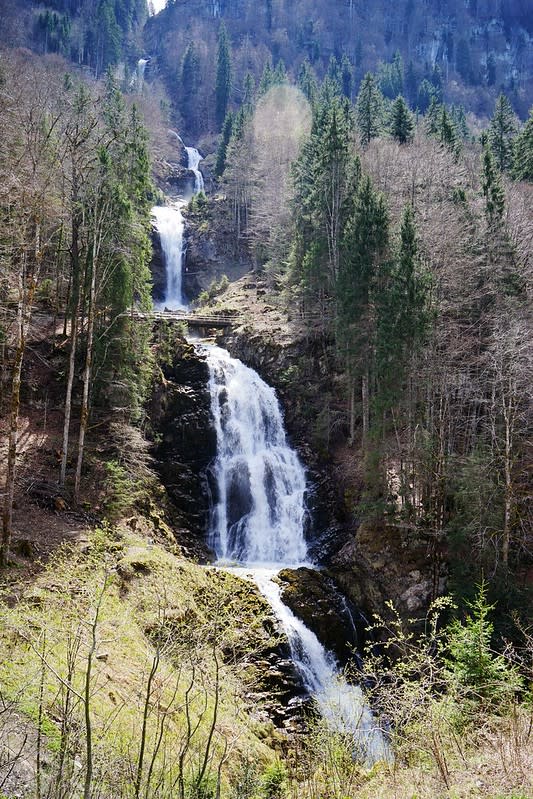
[{"left": 128, "top": 311, "right": 239, "bottom": 328}]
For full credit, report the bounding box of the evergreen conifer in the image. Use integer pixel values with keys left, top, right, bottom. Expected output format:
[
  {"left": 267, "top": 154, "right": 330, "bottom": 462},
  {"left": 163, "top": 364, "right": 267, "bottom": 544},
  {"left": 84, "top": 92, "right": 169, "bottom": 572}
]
[{"left": 356, "top": 73, "right": 383, "bottom": 146}]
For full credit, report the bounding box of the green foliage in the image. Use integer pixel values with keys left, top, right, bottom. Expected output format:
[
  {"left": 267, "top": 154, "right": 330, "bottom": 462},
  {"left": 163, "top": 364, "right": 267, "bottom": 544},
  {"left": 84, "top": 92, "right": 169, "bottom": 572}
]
[
  {"left": 337, "top": 175, "right": 389, "bottom": 375},
  {"left": 390, "top": 95, "right": 414, "bottom": 144},
  {"left": 436, "top": 106, "right": 461, "bottom": 157},
  {"left": 375, "top": 205, "right": 431, "bottom": 406},
  {"left": 445, "top": 582, "right": 522, "bottom": 707},
  {"left": 297, "top": 59, "right": 318, "bottom": 105},
  {"left": 261, "top": 761, "right": 287, "bottom": 798},
  {"left": 356, "top": 72, "right": 383, "bottom": 145},
  {"left": 488, "top": 94, "right": 518, "bottom": 172},
  {"left": 215, "top": 23, "right": 232, "bottom": 127},
  {"left": 512, "top": 107, "right": 533, "bottom": 181},
  {"left": 195, "top": 275, "right": 230, "bottom": 307},
  {"left": 416, "top": 78, "right": 436, "bottom": 114},
  {"left": 482, "top": 144, "right": 506, "bottom": 223},
  {"left": 292, "top": 92, "right": 357, "bottom": 299},
  {"left": 215, "top": 110, "right": 234, "bottom": 177},
  {"left": 378, "top": 51, "right": 404, "bottom": 100}
]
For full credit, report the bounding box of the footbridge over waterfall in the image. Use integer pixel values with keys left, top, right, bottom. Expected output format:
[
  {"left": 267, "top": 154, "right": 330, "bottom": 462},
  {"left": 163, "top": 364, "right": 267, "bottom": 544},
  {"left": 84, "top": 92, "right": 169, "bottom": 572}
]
[{"left": 127, "top": 309, "right": 240, "bottom": 331}]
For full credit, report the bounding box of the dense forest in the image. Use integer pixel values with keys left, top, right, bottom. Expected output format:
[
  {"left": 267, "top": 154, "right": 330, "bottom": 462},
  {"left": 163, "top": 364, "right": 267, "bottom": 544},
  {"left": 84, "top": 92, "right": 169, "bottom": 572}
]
[{"left": 0, "top": 0, "right": 533, "bottom": 797}]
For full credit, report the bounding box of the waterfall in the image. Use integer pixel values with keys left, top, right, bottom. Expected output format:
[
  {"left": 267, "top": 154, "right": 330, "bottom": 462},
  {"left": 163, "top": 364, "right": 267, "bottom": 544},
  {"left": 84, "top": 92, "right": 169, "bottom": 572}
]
[
  {"left": 185, "top": 147, "right": 205, "bottom": 194},
  {"left": 137, "top": 58, "right": 148, "bottom": 82},
  {"left": 151, "top": 138, "right": 204, "bottom": 308},
  {"left": 206, "top": 346, "right": 308, "bottom": 565},
  {"left": 205, "top": 345, "right": 388, "bottom": 762},
  {"left": 152, "top": 204, "right": 187, "bottom": 310}
]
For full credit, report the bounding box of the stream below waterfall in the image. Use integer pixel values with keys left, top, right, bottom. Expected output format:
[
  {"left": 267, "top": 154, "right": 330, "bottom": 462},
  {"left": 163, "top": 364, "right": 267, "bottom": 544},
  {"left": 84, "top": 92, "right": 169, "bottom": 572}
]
[{"left": 204, "top": 345, "right": 388, "bottom": 763}]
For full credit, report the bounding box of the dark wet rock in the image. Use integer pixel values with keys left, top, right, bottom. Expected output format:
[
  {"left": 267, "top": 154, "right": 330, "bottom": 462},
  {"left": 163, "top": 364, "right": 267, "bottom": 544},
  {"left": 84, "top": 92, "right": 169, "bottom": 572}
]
[
  {"left": 149, "top": 337, "right": 216, "bottom": 557},
  {"left": 150, "top": 225, "right": 166, "bottom": 304},
  {"left": 277, "top": 567, "right": 364, "bottom": 665}
]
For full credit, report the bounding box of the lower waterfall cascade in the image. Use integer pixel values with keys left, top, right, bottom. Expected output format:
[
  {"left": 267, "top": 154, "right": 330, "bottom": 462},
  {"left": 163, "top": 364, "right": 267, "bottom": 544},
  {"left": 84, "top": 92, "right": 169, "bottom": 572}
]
[{"left": 204, "top": 345, "right": 388, "bottom": 762}]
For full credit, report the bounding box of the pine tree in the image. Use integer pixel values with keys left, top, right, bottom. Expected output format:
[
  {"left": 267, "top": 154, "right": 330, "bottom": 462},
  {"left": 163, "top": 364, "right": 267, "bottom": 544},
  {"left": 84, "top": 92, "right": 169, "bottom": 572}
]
[
  {"left": 425, "top": 96, "right": 442, "bottom": 136},
  {"left": 482, "top": 144, "right": 505, "bottom": 224},
  {"left": 341, "top": 54, "right": 353, "bottom": 100},
  {"left": 430, "top": 63, "right": 443, "bottom": 101},
  {"left": 297, "top": 59, "right": 318, "bottom": 105},
  {"left": 215, "top": 110, "right": 234, "bottom": 177},
  {"left": 356, "top": 73, "right": 383, "bottom": 146},
  {"left": 450, "top": 104, "right": 469, "bottom": 139},
  {"left": 375, "top": 204, "right": 430, "bottom": 404},
  {"left": 390, "top": 95, "right": 414, "bottom": 144},
  {"left": 488, "top": 94, "right": 518, "bottom": 172},
  {"left": 258, "top": 61, "right": 273, "bottom": 96},
  {"left": 512, "top": 107, "right": 533, "bottom": 181},
  {"left": 326, "top": 55, "right": 341, "bottom": 88},
  {"left": 446, "top": 582, "right": 521, "bottom": 705},
  {"left": 273, "top": 59, "right": 287, "bottom": 85},
  {"left": 215, "top": 22, "right": 232, "bottom": 128},
  {"left": 181, "top": 42, "right": 200, "bottom": 130},
  {"left": 416, "top": 78, "right": 435, "bottom": 114},
  {"left": 242, "top": 72, "right": 256, "bottom": 111},
  {"left": 338, "top": 175, "right": 389, "bottom": 442},
  {"left": 292, "top": 95, "right": 358, "bottom": 302},
  {"left": 437, "top": 106, "right": 460, "bottom": 156}
]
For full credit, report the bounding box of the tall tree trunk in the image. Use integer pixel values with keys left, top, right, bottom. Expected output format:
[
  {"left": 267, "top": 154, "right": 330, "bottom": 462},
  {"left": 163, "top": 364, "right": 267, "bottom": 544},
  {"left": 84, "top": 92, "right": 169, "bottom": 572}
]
[
  {"left": 73, "top": 193, "right": 106, "bottom": 506},
  {"left": 501, "top": 378, "right": 514, "bottom": 568},
  {"left": 1, "top": 236, "right": 39, "bottom": 567},
  {"left": 361, "top": 370, "right": 369, "bottom": 447},
  {"left": 349, "top": 378, "right": 356, "bottom": 446},
  {"left": 74, "top": 249, "right": 97, "bottom": 505},
  {"left": 60, "top": 180, "right": 81, "bottom": 486}
]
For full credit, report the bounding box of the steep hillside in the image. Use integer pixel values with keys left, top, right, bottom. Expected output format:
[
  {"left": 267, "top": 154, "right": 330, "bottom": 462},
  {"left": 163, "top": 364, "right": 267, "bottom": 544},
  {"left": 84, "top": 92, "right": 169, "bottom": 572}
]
[{"left": 144, "top": 0, "right": 533, "bottom": 132}]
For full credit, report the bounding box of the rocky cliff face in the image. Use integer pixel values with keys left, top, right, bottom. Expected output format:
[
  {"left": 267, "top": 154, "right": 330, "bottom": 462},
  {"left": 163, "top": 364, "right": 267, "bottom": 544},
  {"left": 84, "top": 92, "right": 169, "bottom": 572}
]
[
  {"left": 149, "top": 336, "right": 216, "bottom": 559},
  {"left": 182, "top": 198, "right": 253, "bottom": 299}
]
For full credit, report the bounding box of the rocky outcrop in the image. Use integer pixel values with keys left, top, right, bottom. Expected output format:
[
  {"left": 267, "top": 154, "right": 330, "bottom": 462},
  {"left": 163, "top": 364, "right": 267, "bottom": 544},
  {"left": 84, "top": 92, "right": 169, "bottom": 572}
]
[
  {"left": 153, "top": 130, "right": 198, "bottom": 197},
  {"left": 277, "top": 567, "right": 365, "bottom": 665},
  {"left": 183, "top": 198, "right": 253, "bottom": 299},
  {"left": 331, "top": 521, "right": 447, "bottom": 620}
]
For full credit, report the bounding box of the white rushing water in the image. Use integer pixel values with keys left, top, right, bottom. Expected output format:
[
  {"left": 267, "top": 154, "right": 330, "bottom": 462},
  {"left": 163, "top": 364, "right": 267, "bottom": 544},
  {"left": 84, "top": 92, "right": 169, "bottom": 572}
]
[
  {"left": 206, "top": 346, "right": 308, "bottom": 565},
  {"left": 151, "top": 204, "right": 187, "bottom": 310},
  {"left": 151, "top": 139, "right": 204, "bottom": 309},
  {"left": 185, "top": 147, "right": 205, "bottom": 194},
  {"left": 205, "top": 345, "right": 388, "bottom": 762}
]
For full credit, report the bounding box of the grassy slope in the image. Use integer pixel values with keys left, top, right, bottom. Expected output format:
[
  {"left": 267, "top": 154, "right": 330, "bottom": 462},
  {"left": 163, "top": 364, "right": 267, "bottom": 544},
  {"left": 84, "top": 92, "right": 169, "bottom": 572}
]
[{"left": 0, "top": 518, "right": 282, "bottom": 797}]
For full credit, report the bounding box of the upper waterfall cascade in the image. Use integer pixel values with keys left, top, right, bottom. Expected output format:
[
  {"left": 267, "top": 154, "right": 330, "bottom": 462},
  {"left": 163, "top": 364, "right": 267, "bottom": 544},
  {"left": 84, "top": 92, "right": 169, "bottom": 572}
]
[
  {"left": 151, "top": 137, "right": 204, "bottom": 309},
  {"left": 205, "top": 345, "right": 388, "bottom": 762},
  {"left": 185, "top": 146, "right": 205, "bottom": 194}
]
